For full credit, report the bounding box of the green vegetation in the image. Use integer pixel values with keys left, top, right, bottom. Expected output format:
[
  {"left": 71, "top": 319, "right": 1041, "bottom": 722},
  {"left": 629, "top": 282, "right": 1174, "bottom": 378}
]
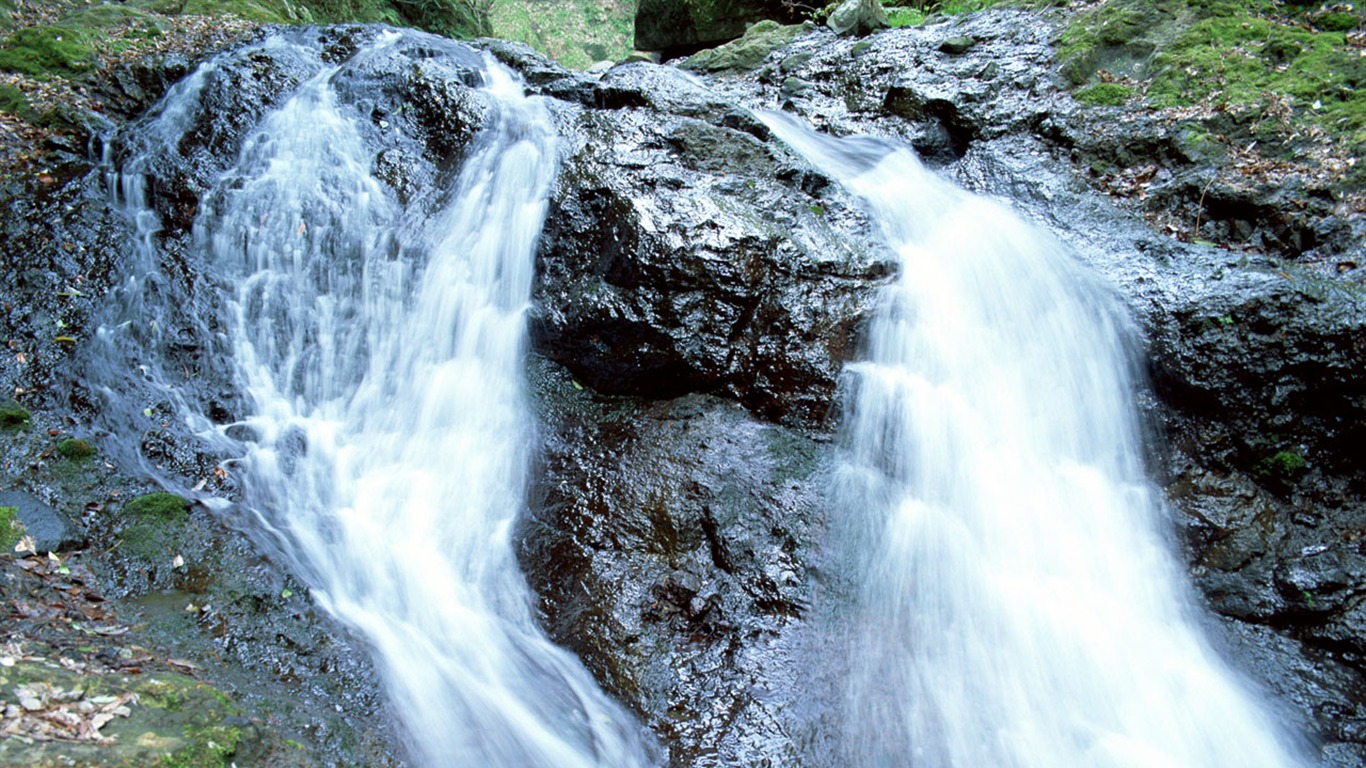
[
  {"left": 1059, "top": 0, "right": 1366, "bottom": 146},
  {"left": 1075, "top": 81, "right": 1132, "bottom": 106},
  {"left": 0, "top": 0, "right": 495, "bottom": 81},
  {"left": 56, "top": 437, "right": 98, "bottom": 460},
  {"left": 882, "top": 0, "right": 1058, "bottom": 27},
  {"left": 175, "top": 0, "right": 492, "bottom": 36},
  {"left": 489, "top": 0, "right": 634, "bottom": 68},
  {"left": 120, "top": 492, "right": 191, "bottom": 560},
  {"left": 0, "top": 399, "right": 30, "bottom": 430},
  {"left": 1254, "top": 449, "right": 1308, "bottom": 479},
  {"left": 886, "top": 6, "right": 928, "bottom": 26},
  {"left": 157, "top": 725, "right": 242, "bottom": 768},
  {"left": 126, "top": 492, "right": 191, "bottom": 521},
  {"left": 0, "top": 505, "right": 22, "bottom": 551},
  {"left": 0, "top": 25, "right": 98, "bottom": 77}
]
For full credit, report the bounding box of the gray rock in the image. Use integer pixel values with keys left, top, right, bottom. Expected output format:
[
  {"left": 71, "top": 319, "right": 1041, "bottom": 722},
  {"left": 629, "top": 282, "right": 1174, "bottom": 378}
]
[
  {"left": 681, "top": 20, "right": 812, "bottom": 72},
  {"left": 826, "top": 0, "right": 888, "bottom": 36},
  {"left": 939, "top": 34, "right": 976, "bottom": 54},
  {"left": 0, "top": 489, "right": 83, "bottom": 553}
]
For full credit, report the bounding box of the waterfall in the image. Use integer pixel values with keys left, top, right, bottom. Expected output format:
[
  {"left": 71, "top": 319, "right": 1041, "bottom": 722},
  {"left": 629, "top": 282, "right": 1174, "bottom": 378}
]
[
  {"left": 760, "top": 113, "right": 1306, "bottom": 768},
  {"left": 101, "top": 32, "right": 656, "bottom": 768}
]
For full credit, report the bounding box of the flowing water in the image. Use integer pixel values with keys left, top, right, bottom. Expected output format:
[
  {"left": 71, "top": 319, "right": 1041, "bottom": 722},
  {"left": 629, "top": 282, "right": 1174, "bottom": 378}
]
[
  {"left": 102, "top": 32, "right": 655, "bottom": 768},
  {"left": 760, "top": 113, "right": 1306, "bottom": 768}
]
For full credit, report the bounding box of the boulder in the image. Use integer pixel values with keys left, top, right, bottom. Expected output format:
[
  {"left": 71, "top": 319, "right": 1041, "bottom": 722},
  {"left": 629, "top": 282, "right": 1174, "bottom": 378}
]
[
  {"left": 826, "top": 0, "right": 888, "bottom": 36},
  {"left": 532, "top": 62, "right": 894, "bottom": 427},
  {"left": 682, "top": 20, "right": 813, "bottom": 72},
  {"left": 634, "top": 0, "right": 809, "bottom": 54}
]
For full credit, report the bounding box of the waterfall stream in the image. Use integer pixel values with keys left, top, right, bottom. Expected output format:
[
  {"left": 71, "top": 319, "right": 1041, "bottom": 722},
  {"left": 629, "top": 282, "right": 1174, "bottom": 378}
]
[
  {"left": 85, "top": 22, "right": 1313, "bottom": 766},
  {"left": 101, "top": 32, "right": 656, "bottom": 768},
  {"left": 760, "top": 113, "right": 1306, "bottom": 768}
]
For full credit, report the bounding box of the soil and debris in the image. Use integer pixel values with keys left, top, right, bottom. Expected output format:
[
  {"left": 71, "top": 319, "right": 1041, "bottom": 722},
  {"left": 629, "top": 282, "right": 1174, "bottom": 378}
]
[{"left": 0, "top": 548, "right": 256, "bottom": 766}]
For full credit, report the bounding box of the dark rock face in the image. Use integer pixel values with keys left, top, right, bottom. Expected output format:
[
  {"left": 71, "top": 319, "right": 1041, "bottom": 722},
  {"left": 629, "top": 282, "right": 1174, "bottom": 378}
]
[
  {"left": 532, "top": 62, "right": 892, "bottom": 427},
  {"left": 634, "top": 0, "right": 811, "bottom": 55},
  {"left": 524, "top": 360, "right": 838, "bottom": 766}
]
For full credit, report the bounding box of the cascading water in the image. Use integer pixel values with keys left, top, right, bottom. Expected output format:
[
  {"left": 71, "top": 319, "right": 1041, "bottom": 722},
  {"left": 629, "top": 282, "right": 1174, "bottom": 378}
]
[
  {"left": 761, "top": 113, "right": 1307, "bottom": 767},
  {"left": 101, "top": 32, "right": 656, "bottom": 768}
]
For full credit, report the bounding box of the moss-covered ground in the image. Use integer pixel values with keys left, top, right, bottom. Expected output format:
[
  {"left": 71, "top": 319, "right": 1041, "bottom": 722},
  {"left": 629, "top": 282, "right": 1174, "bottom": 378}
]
[{"left": 1060, "top": 0, "right": 1365, "bottom": 148}]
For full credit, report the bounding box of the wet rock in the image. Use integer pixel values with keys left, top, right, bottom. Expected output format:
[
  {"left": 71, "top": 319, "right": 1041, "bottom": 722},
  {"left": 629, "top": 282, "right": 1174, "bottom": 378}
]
[
  {"left": 533, "top": 62, "right": 894, "bottom": 427},
  {"left": 93, "top": 52, "right": 197, "bottom": 121},
  {"left": 523, "top": 358, "right": 836, "bottom": 766},
  {"left": 681, "top": 21, "right": 812, "bottom": 72},
  {"left": 938, "top": 34, "right": 977, "bottom": 54},
  {"left": 634, "top": 0, "right": 808, "bottom": 54},
  {"left": 0, "top": 489, "right": 83, "bottom": 553},
  {"left": 826, "top": 0, "right": 889, "bottom": 36}
]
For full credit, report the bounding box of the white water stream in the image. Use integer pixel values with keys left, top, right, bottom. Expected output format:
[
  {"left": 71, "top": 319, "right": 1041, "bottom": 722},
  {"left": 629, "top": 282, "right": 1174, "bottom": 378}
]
[
  {"left": 761, "top": 113, "right": 1306, "bottom": 768},
  {"left": 107, "top": 35, "right": 655, "bottom": 768}
]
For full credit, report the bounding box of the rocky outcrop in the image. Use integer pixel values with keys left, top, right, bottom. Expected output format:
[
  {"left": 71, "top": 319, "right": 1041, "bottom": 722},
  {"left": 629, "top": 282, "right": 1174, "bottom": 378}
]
[
  {"left": 824, "top": 0, "right": 888, "bottom": 36},
  {"left": 633, "top": 0, "right": 809, "bottom": 55},
  {"left": 681, "top": 20, "right": 812, "bottom": 72},
  {"left": 524, "top": 361, "right": 838, "bottom": 766},
  {"left": 531, "top": 61, "right": 891, "bottom": 426}
]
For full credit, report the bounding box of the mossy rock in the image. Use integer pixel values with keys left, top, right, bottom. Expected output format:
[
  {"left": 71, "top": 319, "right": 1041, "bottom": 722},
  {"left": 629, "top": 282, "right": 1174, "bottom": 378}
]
[
  {"left": 1061, "top": 0, "right": 1366, "bottom": 144},
  {"left": 0, "top": 25, "right": 100, "bottom": 78},
  {"left": 56, "top": 437, "right": 98, "bottom": 461},
  {"left": 681, "top": 20, "right": 810, "bottom": 72},
  {"left": 126, "top": 492, "right": 191, "bottom": 521},
  {"left": 0, "top": 399, "right": 31, "bottom": 430},
  {"left": 0, "top": 81, "right": 34, "bottom": 119},
  {"left": 120, "top": 493, "right": 191, "bottom": 560},
  {"left": 0, "top": 662, "right": 243, "bottom": 767},
  {"left": 1057, "top": 0, "right": 1195, "bottom": 85},
  {"left": 0, "top": 505, "right": 22, "bottom": 551}
]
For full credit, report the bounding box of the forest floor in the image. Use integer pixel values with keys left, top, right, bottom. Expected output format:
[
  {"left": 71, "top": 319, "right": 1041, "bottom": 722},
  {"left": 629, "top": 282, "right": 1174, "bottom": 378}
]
[{"left": 0, "top": 0, "right": 257, "bottom": 178}]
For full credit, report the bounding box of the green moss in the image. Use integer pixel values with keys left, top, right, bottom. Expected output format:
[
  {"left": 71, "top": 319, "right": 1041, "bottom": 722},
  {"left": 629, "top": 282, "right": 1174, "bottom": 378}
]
[
  {"left": 0, "top": 25, "right": 100, "bottom": 77},
  {"left": 1254, "top": 450, "right": 1308, "bottom": 479},
  {"left": 1075, "top": 82, "right": 1133, "bottom": 106},
  {"left": 155, "top": 725, "right": 242, "bottom": 768},
  {"left": 1060, "top": 0, "right": 1366, "bottom": 145},
  {"left": 126, "top": 492, "right": 191, "bottom": 521},
  {"left": 64, "top": 3, "right": 167, "bottom": 32},
  {"left": 0, "top": 81, "right": 33, "bottom": 119},
  {"left": 179, "top": 0, "right": 293, "bottom": 22},
  {"left": 886, "top": 6, "right": 928, "bottom": 26},
  {"left": 0, "top": 505, "right": 22, "bottom": 551},
  {"left": 0, "top": 399, "right": 30, "bottom": 430},
  {"left": 139, "top": 678, "right": 187, "bottom": 711},
  {"left": 1314, "top": 11, "right": 1361, "bottom": 33},
  {"left": 56, "top": 437, "right": 98, "bottom": 460},
  {"left": 1146, "top": 16, "right": 1366, "bottom": 141},
  {"left": 880, "top": 0, "right": 1011, "bottom": 26},
  {"left": 120, "top": 492, "right": 191, "bottom": 560}
]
